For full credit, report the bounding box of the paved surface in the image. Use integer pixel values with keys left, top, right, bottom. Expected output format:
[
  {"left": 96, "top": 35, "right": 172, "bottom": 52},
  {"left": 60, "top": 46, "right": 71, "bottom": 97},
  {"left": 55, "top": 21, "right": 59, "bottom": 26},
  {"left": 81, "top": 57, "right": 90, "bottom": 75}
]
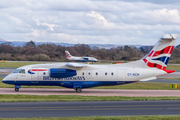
[
  {"left": 0, "top": 74, "right": 7, "bottom": 78},
  {"left": 0, "top": 68, "right": 15, "bottom": 74},
  {"left": 1, "top": 101, "right": 180, "bottom": 118},
  {"left": 0, "top": 88, "right": 180, "bottom": 97}
]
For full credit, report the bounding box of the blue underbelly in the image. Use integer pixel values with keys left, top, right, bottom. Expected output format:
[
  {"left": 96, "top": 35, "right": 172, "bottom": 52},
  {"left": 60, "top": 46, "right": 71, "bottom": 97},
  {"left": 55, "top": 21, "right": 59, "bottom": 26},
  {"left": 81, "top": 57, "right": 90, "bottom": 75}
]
[{"left": 3, "top": 80, "right": 136, "bottom": 88}]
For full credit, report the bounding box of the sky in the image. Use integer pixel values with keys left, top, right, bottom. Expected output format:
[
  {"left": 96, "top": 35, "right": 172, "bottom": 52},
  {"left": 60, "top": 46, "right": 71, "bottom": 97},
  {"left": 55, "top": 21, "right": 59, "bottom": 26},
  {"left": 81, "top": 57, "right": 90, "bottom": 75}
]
[{"left": 1, "top": 0, "right": 180, "bottom": 45}]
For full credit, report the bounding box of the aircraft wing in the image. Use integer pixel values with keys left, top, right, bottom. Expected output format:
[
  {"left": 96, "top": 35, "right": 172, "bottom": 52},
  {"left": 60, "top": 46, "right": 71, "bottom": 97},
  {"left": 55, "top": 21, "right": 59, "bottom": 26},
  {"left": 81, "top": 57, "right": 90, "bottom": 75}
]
[{"left": 66, "top": 62, "right": 87, "bottom": 68}]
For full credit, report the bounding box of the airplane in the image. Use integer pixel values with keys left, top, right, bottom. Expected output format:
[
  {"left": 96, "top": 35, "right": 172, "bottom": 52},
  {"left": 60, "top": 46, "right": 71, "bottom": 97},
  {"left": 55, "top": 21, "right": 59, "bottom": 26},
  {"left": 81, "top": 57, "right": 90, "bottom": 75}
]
[
  {"left": 2, "top": 34, "right": 178, "bottom": 93},
  {"left": 65, "top": 50, "right": 98, "bottom": 62}
]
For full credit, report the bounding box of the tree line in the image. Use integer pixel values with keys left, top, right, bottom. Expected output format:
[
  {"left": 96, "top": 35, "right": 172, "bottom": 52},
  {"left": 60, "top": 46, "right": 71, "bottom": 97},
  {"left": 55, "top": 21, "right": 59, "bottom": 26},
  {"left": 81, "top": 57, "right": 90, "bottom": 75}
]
[{"left": 0, "top": 41, "right": 180, "bottom": 63}]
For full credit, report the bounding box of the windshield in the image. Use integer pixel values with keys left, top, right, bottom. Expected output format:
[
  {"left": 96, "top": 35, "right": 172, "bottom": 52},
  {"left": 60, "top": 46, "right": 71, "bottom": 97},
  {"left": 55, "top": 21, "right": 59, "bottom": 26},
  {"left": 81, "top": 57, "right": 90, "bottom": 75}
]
[{"left": 13, "top": 69, "right": 25, "bottom": 74}]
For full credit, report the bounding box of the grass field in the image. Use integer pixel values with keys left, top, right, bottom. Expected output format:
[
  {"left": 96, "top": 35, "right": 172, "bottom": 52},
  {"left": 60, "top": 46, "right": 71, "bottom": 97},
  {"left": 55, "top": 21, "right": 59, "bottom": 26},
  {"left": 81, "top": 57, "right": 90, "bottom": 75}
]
[
  {"left": 1, "top": 116, "right": 180, "bottom": 120},
  {"left": 0, "top": 62, "right": 46, "bottom": 68},
  {"left": 166, "top": 64, "right": 180, "bottom": 70}
]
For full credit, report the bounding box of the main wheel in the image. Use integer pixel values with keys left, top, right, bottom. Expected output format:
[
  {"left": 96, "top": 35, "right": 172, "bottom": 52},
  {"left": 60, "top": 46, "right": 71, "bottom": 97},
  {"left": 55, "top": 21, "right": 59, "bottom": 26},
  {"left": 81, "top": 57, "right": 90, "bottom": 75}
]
[
  {"left": 15, "top": 88, "right": 19, "bottom": 92},
  {"left": 75, "top": 87, "right": 82, "bottom": 93}
]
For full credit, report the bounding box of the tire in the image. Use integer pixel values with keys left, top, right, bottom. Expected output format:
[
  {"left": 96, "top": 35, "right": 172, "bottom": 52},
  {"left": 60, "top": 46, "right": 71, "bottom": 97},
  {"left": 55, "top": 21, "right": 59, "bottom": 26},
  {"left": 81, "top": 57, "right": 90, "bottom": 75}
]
[
  {"left": 75, "top": 87, "right": 82, "bottom": 93},
  {"left": 15, "top": 88, "right": 19, "bottom": 92}
]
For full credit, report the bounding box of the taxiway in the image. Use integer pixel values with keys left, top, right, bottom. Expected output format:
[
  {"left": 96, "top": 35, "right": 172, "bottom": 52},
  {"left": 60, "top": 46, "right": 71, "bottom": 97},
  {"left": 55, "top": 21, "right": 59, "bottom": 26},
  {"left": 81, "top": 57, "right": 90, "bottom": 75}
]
[{"left": 1, "top": 101, "right": 180, "bottom": 118}]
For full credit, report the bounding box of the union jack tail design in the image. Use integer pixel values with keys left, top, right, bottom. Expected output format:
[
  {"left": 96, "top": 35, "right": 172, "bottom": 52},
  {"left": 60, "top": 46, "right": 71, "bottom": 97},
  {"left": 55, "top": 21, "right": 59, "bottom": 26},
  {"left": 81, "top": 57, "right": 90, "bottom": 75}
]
[
  {"left": 65, "top": 50, "right": 72, "bottom": 59},
  {"left": 142, "top": 34, "right": 178, "bottom": 71}
]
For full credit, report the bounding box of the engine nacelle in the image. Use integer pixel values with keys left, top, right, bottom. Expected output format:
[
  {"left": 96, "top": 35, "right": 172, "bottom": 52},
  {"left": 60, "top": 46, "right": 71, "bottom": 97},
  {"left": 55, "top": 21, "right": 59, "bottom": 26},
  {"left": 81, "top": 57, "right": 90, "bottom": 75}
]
[{"left": 49, "top": 68, "right": 76, "bottom": 78}]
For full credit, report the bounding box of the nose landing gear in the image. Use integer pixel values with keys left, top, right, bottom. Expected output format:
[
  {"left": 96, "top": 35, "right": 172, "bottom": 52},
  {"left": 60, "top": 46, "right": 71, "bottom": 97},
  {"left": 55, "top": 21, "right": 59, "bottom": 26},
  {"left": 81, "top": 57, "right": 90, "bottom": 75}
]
[{"left": 15, "top": 85, "right": 21, "bottom": 92}]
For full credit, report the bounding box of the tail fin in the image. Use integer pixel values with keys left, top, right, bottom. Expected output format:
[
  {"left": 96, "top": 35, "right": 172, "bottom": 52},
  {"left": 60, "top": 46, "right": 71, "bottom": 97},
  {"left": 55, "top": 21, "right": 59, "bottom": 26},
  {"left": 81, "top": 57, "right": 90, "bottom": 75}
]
[
  {"left": 143, "top": 34, "right": 178, "bottom": 70},
  {"left": 65, "top": 50, "right": 72, "bottom": 59}
]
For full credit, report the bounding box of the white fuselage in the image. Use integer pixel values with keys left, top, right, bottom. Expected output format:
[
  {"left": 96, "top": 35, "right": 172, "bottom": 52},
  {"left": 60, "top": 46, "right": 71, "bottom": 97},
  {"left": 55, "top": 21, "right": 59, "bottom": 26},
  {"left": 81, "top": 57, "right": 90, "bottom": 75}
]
[{"left": 2, "top": 61, "right": 167, "bottom": 89}]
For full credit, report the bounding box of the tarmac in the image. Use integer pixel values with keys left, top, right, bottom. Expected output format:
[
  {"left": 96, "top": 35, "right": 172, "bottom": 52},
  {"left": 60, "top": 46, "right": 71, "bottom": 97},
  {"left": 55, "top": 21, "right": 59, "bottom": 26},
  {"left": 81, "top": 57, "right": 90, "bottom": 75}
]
[{"left": 0, "top": 88, "right": 180, "bottom": 97}]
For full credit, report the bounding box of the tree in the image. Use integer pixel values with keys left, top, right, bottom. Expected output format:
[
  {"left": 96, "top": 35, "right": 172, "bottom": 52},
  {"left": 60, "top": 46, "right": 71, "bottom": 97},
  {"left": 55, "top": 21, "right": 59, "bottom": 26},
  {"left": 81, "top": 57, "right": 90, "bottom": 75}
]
[
  {"left": 25, "top": 40, "right": 36, "bottom": 47},
  {"left": 140, "top": 47, "right": 145, "bottom": 53}
]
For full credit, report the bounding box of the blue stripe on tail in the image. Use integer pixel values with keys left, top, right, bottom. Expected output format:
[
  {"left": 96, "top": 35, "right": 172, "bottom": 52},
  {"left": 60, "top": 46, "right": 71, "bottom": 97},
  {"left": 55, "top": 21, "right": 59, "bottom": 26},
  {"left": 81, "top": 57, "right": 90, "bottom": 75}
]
[{"left": 152, "top": 56, "right": 169, "bottom": 65}]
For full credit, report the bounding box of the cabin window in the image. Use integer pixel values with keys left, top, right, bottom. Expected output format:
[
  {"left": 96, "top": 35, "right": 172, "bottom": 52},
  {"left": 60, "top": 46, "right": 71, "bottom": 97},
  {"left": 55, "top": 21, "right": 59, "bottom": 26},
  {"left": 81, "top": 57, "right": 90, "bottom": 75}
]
[
  {"left": 96, "top": 72, "right": 98, "bottom": 76},
  {"left": 105, "top": 72, "right": 107, "bottom": 76},
  {"left": 111, "top": 72, "right": 114, "bottom": 76},
  {"left": 82, "top": 72, "right": 84, "bottom": 76},
  {"left": 88, "top": 72, "right": 91, "bottom": 75}
]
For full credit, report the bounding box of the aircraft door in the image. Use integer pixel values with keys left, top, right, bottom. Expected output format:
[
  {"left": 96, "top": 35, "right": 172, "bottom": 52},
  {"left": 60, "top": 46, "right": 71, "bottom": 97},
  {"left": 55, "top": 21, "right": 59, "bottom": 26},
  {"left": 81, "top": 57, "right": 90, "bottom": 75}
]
[
  {"left": 86, "top": 71, "right": 92, "bottom": 79},
  {"left": 117, "top": 69, "right": 126, "bottom": 83},
  {"left": 31, "top": 68, "right": 38, "bottom": 83}
]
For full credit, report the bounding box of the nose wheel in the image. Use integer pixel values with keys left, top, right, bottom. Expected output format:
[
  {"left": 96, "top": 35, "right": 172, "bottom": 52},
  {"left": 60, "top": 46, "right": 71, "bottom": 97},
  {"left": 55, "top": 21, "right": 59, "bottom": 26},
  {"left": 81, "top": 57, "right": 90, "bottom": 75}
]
[{"left": 15, "top": 88, "right": 19, "bottom": 92}]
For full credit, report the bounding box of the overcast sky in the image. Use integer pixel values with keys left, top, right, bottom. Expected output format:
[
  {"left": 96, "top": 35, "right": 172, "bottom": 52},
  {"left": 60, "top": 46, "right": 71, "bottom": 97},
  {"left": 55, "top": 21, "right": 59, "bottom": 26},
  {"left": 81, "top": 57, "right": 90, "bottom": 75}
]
[{"left": 1, "top": 0, "right": 180, "bottom": 45}]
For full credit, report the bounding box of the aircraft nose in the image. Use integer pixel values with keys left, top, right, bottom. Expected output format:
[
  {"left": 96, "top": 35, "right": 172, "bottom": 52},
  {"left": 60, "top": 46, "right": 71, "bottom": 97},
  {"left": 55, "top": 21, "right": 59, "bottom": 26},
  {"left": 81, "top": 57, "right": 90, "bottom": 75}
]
[
  {"left": 2, "top": 75, "right": 9, "bottom": 83},
  {"left": 2, "top": 78, "right": 6, "bottom": 83}
]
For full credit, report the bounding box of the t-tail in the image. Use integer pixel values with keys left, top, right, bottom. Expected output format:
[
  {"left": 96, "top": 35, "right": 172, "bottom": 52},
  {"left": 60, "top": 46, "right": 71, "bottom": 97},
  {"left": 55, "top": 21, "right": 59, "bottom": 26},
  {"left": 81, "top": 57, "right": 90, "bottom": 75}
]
[
  {"left": 65, "top": 50, "right": 72, "bottom": 59},
  {"left": 142, "top": 34, "right": 178, "bottom": 73}
]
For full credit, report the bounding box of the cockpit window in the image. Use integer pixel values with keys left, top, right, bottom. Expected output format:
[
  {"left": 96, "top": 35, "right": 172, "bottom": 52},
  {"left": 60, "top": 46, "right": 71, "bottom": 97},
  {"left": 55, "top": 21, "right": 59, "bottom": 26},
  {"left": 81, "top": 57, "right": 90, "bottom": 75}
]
[
  {"left": 13, "top": 69, "right": 25, "bottom": 74},
  {"left": 19, "top": 69, "right": 25, "bottom": 74}
]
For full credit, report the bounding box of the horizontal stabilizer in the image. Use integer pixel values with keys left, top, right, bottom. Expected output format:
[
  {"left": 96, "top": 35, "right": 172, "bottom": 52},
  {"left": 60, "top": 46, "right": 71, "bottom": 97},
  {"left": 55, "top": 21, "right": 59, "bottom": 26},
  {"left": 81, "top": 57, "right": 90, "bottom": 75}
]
[{"left": 161, "top": 34, "right": 178, "bottom": 40}]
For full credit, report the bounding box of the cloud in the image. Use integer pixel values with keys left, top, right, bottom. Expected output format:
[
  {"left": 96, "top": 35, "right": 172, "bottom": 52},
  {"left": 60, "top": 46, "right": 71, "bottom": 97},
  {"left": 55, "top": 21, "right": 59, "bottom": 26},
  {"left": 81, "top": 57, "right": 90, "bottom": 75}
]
[{"left": 0, "top": 0, "right": 180, "bottom": 46}]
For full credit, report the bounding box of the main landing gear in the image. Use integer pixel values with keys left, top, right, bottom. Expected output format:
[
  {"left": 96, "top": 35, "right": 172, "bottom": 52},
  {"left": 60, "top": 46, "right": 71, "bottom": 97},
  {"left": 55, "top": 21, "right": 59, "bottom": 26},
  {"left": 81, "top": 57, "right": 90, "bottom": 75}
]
[{"left": 75, "top": 87, "right": 82, "bottom": 93}]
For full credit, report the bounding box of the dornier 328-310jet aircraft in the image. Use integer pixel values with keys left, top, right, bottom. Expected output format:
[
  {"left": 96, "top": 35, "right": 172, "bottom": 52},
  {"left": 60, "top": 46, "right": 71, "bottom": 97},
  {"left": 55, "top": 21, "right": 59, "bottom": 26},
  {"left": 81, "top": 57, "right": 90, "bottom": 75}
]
[
  {"left": 2, "top": 34, "right": 178, "bottom": 93},
  {"left": 65, "top": 50, "right": 98, "bottom": 62}
]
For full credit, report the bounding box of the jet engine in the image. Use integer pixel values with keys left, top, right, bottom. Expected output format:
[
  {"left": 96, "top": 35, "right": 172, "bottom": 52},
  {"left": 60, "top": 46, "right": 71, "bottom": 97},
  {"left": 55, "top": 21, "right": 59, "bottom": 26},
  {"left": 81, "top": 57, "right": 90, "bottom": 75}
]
[{"left": 49, "top": 68, "right": 76, "bottom": 78}]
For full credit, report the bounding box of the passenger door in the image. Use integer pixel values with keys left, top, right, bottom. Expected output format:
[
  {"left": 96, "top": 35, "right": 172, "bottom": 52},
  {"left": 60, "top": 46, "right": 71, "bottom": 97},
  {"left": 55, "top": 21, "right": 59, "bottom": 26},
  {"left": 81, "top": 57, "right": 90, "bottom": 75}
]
[
  {"left": 31, "top": 68, "right": 38, "bottom": 83},
  {"left": 117, "top": 69, "right": 126, "bottom": 83}
]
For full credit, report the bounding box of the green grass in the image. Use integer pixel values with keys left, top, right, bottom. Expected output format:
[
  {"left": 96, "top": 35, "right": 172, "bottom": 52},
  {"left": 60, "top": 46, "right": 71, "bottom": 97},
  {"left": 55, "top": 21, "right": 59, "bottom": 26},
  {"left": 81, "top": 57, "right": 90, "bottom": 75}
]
[
  {"left": 166, "top": 64, "right": 180, "bottom": 70},
  {"left": 1, "top": 116, "right": 180, "bottom": 120},
  {"left": 0, "top": 62, "right": 52, "bottom": 68},
  {"left": 0, "top": 94, "right": 180, "bottom": 102}
]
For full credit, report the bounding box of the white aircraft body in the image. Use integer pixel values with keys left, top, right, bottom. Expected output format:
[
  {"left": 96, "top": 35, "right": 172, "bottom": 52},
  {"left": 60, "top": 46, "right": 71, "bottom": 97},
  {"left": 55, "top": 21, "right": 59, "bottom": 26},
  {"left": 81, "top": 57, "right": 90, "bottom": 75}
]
[
  {"left": 2, "top": 34, "right": 178, "bottom": 93},
  {"left": 65, "top": 50, "right": 98, "bottom": 62}
]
